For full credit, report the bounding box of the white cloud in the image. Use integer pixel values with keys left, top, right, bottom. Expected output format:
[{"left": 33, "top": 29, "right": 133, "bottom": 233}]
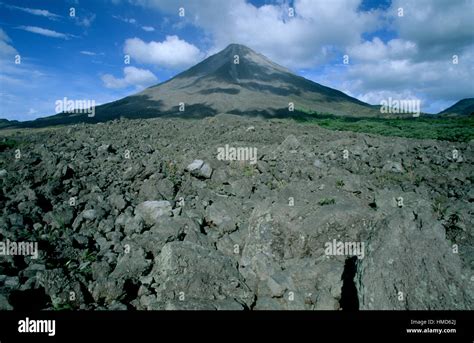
[
  {"left": 388, "top": 0, "right": 474, "bottom": 59},
  {"left": 131, "top": 0, "right": 380, "bottom": 69},
  {"left": 18, "top": 26, "right": 72, "bottom": 39},
  {"left": 124, "top": 35, "right": 203, "bottom": 68},
  {"left": 75, "top": 13, "right": 96, "bottom": 28},
  {"left": 337, "top": 46, "right": 474, "bottom": 112},
  {"left": 101, "top": 66, "right": 158, "bottom": 89},
  {"left": 0, "top": 29, "right": 17, "bottom": 57},
  {"left": 348, "top": 38, "right": 417, "bottom": 62},
  {"left": 113, "top": 15, "right": 137, "bottom": 24},
  {"left": 4, "top": 4, "right": 61, "bottom": 19},
  {"left": 142, "top": 26, "right": 155, "bottom": 32},
  {"left": 80, "top": 51, "right": 97, "bottom": 56},
  {"left": 0, "top": 28, "right": 11, "bottom": 43}
]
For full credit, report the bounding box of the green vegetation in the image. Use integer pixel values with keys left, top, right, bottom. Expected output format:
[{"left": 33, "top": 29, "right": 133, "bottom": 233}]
[
  {"left": 432, "top": 196, "right": 449, "bottom": 220},
  {"left": 242, "top": 164, "right": 255, "bottom": 177},
  {"left": 318, "top": 198, "right": 335, "bottom": 206},
  {"left": 163, "top": 160, "right": 179, "bottom": 184},
  {"left": 83, "top": 249, "right": 97, "bottom": 263},
  {"left": 53, "top": 303, "right": 74, "bottom": 311},
  {"left": 336, "top": 180, "right": 345, "bottom": 188},
  {"left": 293, "top": 109, "right": 474, "bottom": 142},
  {"left": 0, "top": 138, "right": 18, "bottom": 151}
]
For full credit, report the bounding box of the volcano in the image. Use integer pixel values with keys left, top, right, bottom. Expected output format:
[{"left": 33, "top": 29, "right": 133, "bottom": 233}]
[
  {"left": 99, "top": 44, "right": 379, "bottom": 118},
  {"left": 11, "top": 44, "right": 381, "bottom": 128}
]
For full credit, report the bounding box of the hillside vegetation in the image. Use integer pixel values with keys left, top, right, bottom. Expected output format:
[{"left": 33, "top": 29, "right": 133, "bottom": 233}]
[{"left": 294, "top": 110, "right": 474, "bottom": 142}]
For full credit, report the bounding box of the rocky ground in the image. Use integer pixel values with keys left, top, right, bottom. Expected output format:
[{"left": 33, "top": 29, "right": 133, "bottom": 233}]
[{"left": 0, "top": 114, "right": 472, "bottom": 310}]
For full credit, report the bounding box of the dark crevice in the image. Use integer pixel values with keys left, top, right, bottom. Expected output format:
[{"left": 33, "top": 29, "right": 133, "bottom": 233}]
[
  {"left": 79, "top": 282, "right": 95, "bottom": 305},
  {"left": 145, "top": 251, "right": 154, "bottom": 260},
  {"left": 9, "top": 287, "right": 51, "bottom": 310},
  {"left": 122, "top": 279, "right": 140, "bottom": 310},
  {"left": 339, "top": 256, "right": 359, "bottom": 311},
  {"left": 199, "top": 219, "right": 209, "bottom": 235},
  {"left": 36, "top": 193, "right": 53, "bottom": 212},
  {"left": 13, "top": 255, "right": 28, "bottom": 270},
  {"left": 249, "top": 294, "right": 257, "bottom": 310},
  {"left": 177, "top": 231, "right": 186, "bottom": 241}
]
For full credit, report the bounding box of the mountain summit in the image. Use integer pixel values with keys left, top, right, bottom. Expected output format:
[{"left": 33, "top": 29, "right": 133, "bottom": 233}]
[
  {"left": 15, "top": 44, "right": 381, "bottom": 127},
  {"left": 176, "top": 43, "right": 293, "bottom": 82}
]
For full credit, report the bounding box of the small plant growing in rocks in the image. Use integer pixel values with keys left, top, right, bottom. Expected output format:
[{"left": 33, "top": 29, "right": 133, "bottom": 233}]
[
  {"left": 432, "top": 196, "right": 448, "bottom": 219},
  {"left": 318, "top": 198, "right": 335, "bottom": 206}
]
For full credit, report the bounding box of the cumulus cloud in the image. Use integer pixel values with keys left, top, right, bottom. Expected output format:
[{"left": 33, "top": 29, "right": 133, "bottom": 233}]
[
  {"left": 101, "top": 66, "right": 158, "bottom": 89},
  {"left": 338, "top": 45, "right": 474, "bottom": 112},
  {"left": 124, "top": 35, "right": 203, "bottom": 68},
  {"left": 130, "top": 0, "right": 380, "bottom": 69},
  {"left": 18, "top": 26, "right": 73, "bottom": 39},
  {"left": 348, "top": 38, "right": 418, "bottom": 62},
  {"left": 142, "top": 26, "right": 155, "bottom": 32},
  {"left": 388, "top": 0, "right": 474, "bottom": 60}
]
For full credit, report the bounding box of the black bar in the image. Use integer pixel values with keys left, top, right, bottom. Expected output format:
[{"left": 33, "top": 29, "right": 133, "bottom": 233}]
[{"left": 0, "top": 311, "right": 472, "bottom": 342}]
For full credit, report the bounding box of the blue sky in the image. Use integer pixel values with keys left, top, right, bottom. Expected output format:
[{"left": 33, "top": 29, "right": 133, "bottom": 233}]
[{"left": 0, "top": 0, "right": 473, "bottom": 121}]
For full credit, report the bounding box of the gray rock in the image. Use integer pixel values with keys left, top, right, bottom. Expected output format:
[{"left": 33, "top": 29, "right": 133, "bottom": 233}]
[
  {"left": 108, "top": 301, "right": 128, "bottom": 310},
  {"left": 382, "top": 161, "right": 404, "bottom": 173},
  {"left": 110, "top": 246, "right": 151, "bottom": 280},
  {"left": 205, "top": 200, "right": 238, "bottom": 234},
  {"left": 356, "top": 212, "right": 473, "bottom": 310},
  {"left": 151, "top": 241, "right": 254, "bottom": 308},
  {"left": 82, "top": 209, "right": 97, "bottom": 220},
  {"left": 186, "top": 160, "right": 204, "bottom": 172},
  {"left": 313, "top": 159, "right": 325, "bottom": 168},
  {"left": 135, "top": 201, "right": 172, "bottom": 225},
  {"left": 98, "top": 144, "right": 112, "bottom": 153},
  {"left": 280, "top": 135, "right": 300, "bottom": 150},
  {"left": 198, "top": 163, "right": 213, "bottom": 179},
  {"left": 253, "top": 297, "right": 283, "bottom": 310},
  {"left": 267, "top": 276, "right": 287, "bottom": 298},
  {"left": 0, "top": 294, "right": 13, "bottom": 310},
  {"left": 156, "top": 178, "right": 175, "bottom": 199},
  {"left": 115, "top": 212, "right": 143, "bottom": 235},
  {"left": 4, "top": 276, "right": 19, "bottom": 289},
  {"left": 109, "top": 194, "right": 126, "bottom": 211},
  {"left": 22, "top": 264, "right": 46, "bottom": 278},
  {"left": 187, "top": 161, "right": 213, "bottom": 179}
]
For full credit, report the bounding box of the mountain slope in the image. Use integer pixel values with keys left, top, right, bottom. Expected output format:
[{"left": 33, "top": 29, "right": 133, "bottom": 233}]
[
  {"left": 10, "top": 44, "right": 384, "bottom": 128},
  {"left": 438, "top": 98, "right": 474, "bottom": 116},
  {"left": 118, "top": 44, "right": 379, "bottom": 118}
]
